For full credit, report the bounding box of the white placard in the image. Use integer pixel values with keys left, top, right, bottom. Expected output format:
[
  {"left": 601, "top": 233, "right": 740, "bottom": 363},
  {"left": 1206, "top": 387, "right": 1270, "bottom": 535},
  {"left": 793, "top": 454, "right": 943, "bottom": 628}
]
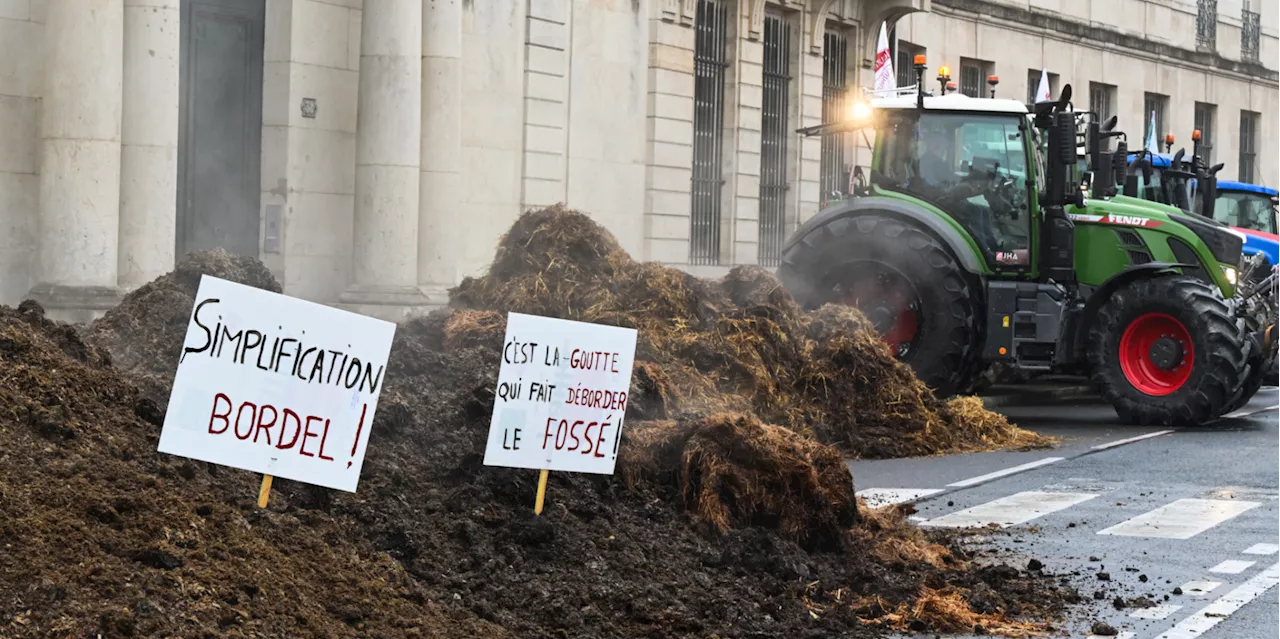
[
  {"left": 483, "top": 312, "right": 638, "bottom": 475},
  {"left": 157, "top": 275, "right": 396, "bottom": 492}
]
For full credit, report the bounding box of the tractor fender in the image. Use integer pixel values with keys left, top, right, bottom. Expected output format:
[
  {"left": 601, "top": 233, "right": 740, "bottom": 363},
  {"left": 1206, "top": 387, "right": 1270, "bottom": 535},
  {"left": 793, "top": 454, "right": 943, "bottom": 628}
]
[
  {"left": 783, "top": 196, "right": 986, "bottom": 275},
  {"left": 1070, "top": 262, "right": 1193, "bottom": 361}
]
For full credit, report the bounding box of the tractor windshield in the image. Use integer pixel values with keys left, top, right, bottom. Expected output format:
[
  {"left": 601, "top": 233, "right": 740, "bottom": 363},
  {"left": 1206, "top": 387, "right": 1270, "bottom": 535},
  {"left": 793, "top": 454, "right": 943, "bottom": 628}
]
[
  {"left": 879, "top": 111, "right": 1033, "bottom": 267},
  {"left": 1211, "top": 191, "right": 1278, "bottom": 235}
]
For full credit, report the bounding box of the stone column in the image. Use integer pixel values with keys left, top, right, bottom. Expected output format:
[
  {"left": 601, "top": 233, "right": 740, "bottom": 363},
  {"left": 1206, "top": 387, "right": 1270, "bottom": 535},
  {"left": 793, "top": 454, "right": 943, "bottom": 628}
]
[
  {"left": 340, "top": 0, "right": 428, "bottom": 316},
  {"left": 29, "top": 0, "right": 125, "bottom": 322},
  {"left": 118, "top": 0, "right": 179, "bottom": 290},
  {"left": 418, "top": 0, "right": 463, "bottom": 304}
]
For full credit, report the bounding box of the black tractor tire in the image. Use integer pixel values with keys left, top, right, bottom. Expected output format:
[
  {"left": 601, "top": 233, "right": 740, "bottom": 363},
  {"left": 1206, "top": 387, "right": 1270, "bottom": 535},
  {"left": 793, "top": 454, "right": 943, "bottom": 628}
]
[
  {"left": 778, "top": 214, "right": 982, "bottom": 397},
  {"left": 1223, "top": 312, "right": 1274, "bottom": 414},
  {"left": 1088, "top": 274, "right": 1249, "bottom": 426}
]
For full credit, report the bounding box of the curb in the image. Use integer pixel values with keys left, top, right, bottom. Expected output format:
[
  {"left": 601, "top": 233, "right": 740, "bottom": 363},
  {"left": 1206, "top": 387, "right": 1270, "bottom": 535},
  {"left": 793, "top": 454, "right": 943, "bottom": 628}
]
[{"left": 978, "top": 385, "right": 1098, "bottom": 408}]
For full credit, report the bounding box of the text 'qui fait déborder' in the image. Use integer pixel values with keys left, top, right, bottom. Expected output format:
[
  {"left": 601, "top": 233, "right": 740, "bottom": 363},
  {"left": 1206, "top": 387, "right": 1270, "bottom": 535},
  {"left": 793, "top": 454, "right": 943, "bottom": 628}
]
[{"left": 497, "top": 337, "right": 628, "bottom": 459}]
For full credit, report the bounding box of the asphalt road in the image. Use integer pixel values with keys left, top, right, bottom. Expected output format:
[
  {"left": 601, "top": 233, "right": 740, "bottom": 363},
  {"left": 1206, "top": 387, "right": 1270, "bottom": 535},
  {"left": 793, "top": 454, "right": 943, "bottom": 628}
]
[{"left": 850, "top": 387, "right": 1280, "bottom": 639}]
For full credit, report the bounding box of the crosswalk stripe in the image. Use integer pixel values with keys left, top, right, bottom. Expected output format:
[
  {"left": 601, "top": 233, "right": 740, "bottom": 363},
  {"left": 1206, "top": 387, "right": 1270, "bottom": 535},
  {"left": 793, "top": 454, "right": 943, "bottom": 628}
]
[
  {"left": 1129, "top": 603, "right": 1181, "bottom": 620},
  {"left": 1090, "top": 430, "right": 1174, "bottom": 451},
  {"left": 920, "top": 491, "right": 1097, "bottom": 529},
  {"left": 1179, "top": 580, "right": 1222, "bottom": 597},
  {"left": 1155, "top": 562, "right": 1280, "bottom": 639},
  {"left": 1209, "top": 559, "right": 1256, "bottom": 574},
  {"left": 854, "top": 488, "right": 943, "bottom": 508},
  {"left": 1087, "top": 632, "right": 1134, "bottom": 639},
  {"left": 1096, "top": 498, "right": 1261, "bottom": 539},
  {"left": 1242, "top": 542, "right": 1279, "bottom": 555},
  {"left": 944, "top": 457, "right": 1063, "bottom": 488}
]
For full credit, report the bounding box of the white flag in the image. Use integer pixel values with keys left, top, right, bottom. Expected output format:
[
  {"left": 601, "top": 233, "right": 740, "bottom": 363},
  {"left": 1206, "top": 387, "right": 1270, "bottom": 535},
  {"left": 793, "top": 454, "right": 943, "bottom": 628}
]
[
  {"left": 874, "top": 24, "right": 895, "bottom": 92},
  {"left": 1036, "top": 69, "right": 1051, "bottom": 102}
]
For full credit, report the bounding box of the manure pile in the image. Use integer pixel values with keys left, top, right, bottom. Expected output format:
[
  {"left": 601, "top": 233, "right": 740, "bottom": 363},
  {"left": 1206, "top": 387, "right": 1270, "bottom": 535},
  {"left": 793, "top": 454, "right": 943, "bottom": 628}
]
[{"left": 0, "top": 207, "right": 1077, "bottom": 638}]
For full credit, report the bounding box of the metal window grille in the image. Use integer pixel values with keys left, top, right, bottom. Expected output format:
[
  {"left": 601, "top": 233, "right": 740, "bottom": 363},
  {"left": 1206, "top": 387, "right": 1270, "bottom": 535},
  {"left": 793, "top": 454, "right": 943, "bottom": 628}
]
[
  {"left": 1090, "top": 83, "right": 1114, "bottom": 122},
  {"left": 1143, "top": 94, "right": 1166, "bottom": 145},
  {"left": 895, "top": 44, "right": 916, "bottom": 90},
  {"left": 819, "top": 29, "right": 847, "bottom": 205},
  {"left": 1194, "top": 102, "right": 1215, "bottom": 163},
  {"left": 690, "top": 0, "right": 729, "bottom": 265},
  {"left": 1242, "top": 9, "right": 1260, "bottom": 61},
  {"left": 1239, "top": 111, "right": 1258, "bottom": 183},
  {"left": 960, "top": 62, "right": 982, "bottom": 97},
  {"left": 758, "top": 13, "right": 792, "bottom": 267},
  {"left": 1197, "top": 0, "right": 1218, "bottom": 49}
]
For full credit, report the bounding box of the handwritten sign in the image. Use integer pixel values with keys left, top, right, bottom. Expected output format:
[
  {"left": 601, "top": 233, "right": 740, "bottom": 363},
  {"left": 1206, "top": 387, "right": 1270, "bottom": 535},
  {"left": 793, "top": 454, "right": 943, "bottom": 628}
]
[
  {"left": 483, "top": 313, "right": 637, "bottom": 475},
  {"left": 157, "top": 275, "right": 396, "bottom": 493}
]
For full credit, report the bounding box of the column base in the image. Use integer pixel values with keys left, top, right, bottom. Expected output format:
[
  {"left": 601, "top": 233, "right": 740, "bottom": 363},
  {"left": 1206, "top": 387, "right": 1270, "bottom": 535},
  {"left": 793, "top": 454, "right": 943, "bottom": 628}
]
[
  {"left": 336, "top": 285, "right": 435, "bottom": 323},
  {"left": 26, "top": 283, "right": 124, "bottom": 323},
  {"left": 417, "top": 282, "right": 453, "bottom": 307}
]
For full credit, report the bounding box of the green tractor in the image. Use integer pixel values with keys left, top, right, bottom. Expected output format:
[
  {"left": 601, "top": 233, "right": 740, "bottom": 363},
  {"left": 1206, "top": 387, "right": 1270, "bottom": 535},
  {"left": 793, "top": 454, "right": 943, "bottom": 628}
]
[{"left": 779, "top": 59, "right": 1253, "bottom": 426}]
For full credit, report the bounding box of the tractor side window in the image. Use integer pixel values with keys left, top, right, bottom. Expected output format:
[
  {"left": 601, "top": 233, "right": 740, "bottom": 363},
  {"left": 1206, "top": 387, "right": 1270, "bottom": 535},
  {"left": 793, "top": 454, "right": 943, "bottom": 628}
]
[
  {"left": 944, "top": 115, "right": 1033, "bottom": 267},
  {"left": 1216, "top": 192, "right": 1279, "bottom": 235}
]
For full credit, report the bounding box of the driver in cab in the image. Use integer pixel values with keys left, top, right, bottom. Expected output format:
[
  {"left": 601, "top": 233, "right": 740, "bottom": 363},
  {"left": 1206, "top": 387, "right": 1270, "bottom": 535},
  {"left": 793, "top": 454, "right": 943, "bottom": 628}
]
[{"left": 906, "top": 122, "right": 1003, "bottom": 257}]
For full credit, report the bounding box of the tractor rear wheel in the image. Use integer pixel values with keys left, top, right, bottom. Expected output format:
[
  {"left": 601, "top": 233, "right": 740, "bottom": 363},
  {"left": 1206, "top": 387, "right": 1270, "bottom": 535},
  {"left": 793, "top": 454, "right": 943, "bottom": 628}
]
[
  {"left": 1088, "top": 275, "right": 1248, "bottom": 426},
  {"left": 778, "top": 214, "right": 982, "bottom": 396}
]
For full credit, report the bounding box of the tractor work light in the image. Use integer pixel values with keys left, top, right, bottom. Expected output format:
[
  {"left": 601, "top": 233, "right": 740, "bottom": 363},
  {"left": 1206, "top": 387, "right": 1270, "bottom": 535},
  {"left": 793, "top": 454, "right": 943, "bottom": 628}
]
[{"left": 849, "top": 101, "right": 873, "bottom": 121}]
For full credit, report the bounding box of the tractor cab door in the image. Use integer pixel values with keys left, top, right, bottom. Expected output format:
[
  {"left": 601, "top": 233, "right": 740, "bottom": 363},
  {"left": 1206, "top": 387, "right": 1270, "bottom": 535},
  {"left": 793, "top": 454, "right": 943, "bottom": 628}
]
[{"left": 880, "top": 111, "right": 1035, "bottom": 271}]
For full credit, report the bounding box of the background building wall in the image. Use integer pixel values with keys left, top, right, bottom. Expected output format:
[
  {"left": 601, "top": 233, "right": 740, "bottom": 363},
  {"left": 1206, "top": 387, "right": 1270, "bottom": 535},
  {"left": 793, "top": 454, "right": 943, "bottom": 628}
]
[{"left": 0, "top": 1, "right": 45, "bottom": 305}]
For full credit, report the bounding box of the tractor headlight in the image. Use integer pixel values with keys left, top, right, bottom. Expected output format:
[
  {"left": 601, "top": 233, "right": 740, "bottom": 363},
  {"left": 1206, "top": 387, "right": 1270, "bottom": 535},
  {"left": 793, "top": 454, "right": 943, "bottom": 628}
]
[{"left": 1221, "top": 264, "right": 1238, "bottom": 286}]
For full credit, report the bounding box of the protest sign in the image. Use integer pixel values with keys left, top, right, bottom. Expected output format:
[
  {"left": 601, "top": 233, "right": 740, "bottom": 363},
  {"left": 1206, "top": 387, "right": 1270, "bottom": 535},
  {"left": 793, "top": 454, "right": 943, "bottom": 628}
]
[
  {"left": 157, "top": 275, "right": 396, "bottom": 495},
  {"left": 483, "top": 313, "right": 638, "bottom": 480}
]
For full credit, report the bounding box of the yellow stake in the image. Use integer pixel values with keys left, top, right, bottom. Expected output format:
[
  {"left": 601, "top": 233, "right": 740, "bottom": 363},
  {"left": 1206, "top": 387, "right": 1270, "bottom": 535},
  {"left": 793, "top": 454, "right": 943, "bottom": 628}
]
[
  {"left": 534, "top": 469, "right": 550, "bottom": 515},
  {"left": 257, "top": 474, "right": 273, "bottom": 508}
]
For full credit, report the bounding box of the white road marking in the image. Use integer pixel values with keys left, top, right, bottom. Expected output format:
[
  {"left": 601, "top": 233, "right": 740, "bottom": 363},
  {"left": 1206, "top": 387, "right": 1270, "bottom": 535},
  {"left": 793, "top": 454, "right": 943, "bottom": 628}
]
[
  {"left": 854, "top": 488, "right": 943, "bottom": 508},
  {"left": 1209, "top": 559, "right": 1257, "bottom": 574},
  {"left": 1224, "top": 403, "right": 1280, "bottom": 419},
  {"left": 1096, "top": 498, "right": 1261, "bottom": 539},
  {"left": 1129, "top": 603, "right": 1182, "bottom": 620},
  {"left": 1087, "top": 632, "right": 1135, "bottom": 639},
  {"left": 1089, "top": 430, "right": 1174, "bottom": 451},
  {"left": 1180, "top": 580, "right": 1222, "bottom": 597},
  {"left": 920, "top": 491, "right": 1097, "bottom": 529},
  {"left": 1155, "top": 562, "right": 1280, "bottom": 639},
  {"left": 944, "top": 457, "right": 1064, "bottom": 488},
  {"left": 1242, "top": 542, "right": 1280, "bottom": 555}
]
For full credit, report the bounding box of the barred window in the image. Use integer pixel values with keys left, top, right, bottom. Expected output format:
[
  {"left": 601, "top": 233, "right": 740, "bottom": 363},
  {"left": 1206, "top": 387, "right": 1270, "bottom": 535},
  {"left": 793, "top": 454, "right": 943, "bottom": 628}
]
[
  {"left": 895, "top": 40, "right": 921, "bottom": 90},
  {"left": 757, "top": 13, "right": 793, "bottom": 267},
  {"left": 1197, "top": 0, "right": 1218, "bottom": 50},
  {"left": 1143, "top": 93, "right": 1169, "bottom": 149},
  {"left": 1089, "top": 82, "right": 1116, "bottom": 122},
  {"left": 1242, "top": 8, "right": 1260, "bottom": 61},
  {"left": 959, "top": 58, "right": 990, "bottom": 98},
  {"left": 1027, "top": 69, "right": 1059, "bottom": 103},
  {"left": 1239, "top": 111, "right": 1259, "bottom": 183},
  {"left": 690, "top": 0, "right": 729, "bottom": 265},
  {"left": 1194, "top": 102, "right": 1216, "bottom": 164},
  {"left": 819, "top": 29, "right": 848, "bottom": 204}
]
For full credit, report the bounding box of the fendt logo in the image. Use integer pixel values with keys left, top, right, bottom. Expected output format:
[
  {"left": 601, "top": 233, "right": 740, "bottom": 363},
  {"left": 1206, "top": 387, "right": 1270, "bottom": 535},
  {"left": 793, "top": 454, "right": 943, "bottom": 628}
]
[{"left": 1067, "top": 213, "right": 1164, "bottom": 228}]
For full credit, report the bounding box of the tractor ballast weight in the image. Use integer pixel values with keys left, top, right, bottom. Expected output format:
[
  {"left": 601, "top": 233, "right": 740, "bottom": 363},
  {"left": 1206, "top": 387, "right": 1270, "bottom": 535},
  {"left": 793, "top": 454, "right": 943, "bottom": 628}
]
[{"left": 779, "top": 71, "right": 1251, "bottom": 426}]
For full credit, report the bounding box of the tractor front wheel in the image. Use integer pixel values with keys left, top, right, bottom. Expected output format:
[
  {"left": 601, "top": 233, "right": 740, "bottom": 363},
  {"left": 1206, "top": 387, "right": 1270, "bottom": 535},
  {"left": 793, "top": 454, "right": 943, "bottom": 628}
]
[{"left": 1089, "top": 275, "right": 1248, "bottom": 426}]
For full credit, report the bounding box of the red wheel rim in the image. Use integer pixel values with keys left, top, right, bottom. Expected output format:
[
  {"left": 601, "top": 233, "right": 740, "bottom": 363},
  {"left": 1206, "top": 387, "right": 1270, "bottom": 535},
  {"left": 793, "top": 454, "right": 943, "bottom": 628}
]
[
  {"left": 1118, "top": 312, "right": 1194, "bottom": 396},
  {"left": 839, "top": 268, "right": 921, "bottom": 358}
]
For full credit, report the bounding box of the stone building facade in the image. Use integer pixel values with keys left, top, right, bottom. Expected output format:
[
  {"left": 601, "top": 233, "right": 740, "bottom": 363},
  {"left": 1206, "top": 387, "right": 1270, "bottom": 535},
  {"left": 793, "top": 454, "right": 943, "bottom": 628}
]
[{"left": 0, "top": 0, "right": 1275, "bottom": 321}]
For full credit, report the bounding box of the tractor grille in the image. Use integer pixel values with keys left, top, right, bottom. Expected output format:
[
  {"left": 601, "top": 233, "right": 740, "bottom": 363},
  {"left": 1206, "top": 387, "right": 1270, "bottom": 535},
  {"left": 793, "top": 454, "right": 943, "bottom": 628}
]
[
  {"left": 1115, "top": 229, "right": 1144, "bottom": 247},
  {"left": 1127, "top": 249, "right": 1153, "bottom": 265}
]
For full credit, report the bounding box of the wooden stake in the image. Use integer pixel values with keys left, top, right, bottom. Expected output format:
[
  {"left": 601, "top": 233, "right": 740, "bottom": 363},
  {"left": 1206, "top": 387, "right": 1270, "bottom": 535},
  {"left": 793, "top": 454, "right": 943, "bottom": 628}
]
[
  {"left": 533, "top": 469, "right": 549, "bottom": 515},
  {"left": 257, "top": 474, "right": 273, "bottom": 508}
]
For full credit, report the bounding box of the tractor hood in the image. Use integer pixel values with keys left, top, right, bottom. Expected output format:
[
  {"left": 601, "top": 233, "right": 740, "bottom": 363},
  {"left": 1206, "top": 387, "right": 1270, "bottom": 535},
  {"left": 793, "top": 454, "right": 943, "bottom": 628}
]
[{"left": 1085, "top": 196, "right": 1245, "bottom": 267}]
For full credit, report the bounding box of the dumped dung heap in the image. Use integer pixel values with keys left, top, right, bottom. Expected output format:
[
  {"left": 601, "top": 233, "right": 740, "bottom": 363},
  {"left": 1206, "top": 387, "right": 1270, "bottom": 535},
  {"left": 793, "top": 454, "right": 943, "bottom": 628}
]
[
  {"left": 0, "top": 206, "right": 1077, "bottom": 637},
  {"left": 450, "top": 205, "right": 1048, "bottom": 458}
]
